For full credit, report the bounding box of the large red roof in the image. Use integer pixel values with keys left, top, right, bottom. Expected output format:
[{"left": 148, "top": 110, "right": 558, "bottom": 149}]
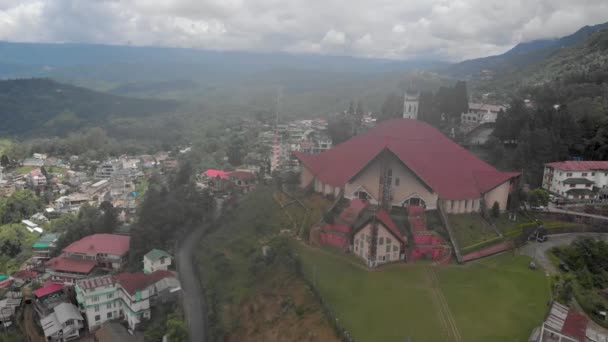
[
  {"left": 376, "top": 208, "right": 407, "bottom": 244},
  {"left": 295, "top": 119, "right": 518, "bottom": 200},
  {"left": 562, "top": 310, "right": 588, "bottom": 342},
  {"left": 546, "top": 161, "right": 608, "bottom": 172},
  {"left": 62, "top": 234, "right": 130, "bottom": 256},
  {"left": 46, "top": 257, "right": 96, "bottom": 274}
]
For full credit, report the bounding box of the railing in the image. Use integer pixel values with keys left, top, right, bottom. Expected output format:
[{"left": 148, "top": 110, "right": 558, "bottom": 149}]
[{"left": 437, "top": 200, "right": 462, "bottom": 263}]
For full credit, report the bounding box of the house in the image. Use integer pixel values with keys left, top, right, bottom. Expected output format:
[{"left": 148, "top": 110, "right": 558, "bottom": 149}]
[
  {"left": 33, "top": 233, "right": 59, "bottom": 262},
  {"left": 461, "top": 103, "right": 506, "bottom": 124},
  {"left": 0, "top": 293, "right": 22, "bottom": 326},
  {"left": 46, "top": 234, "right": 130, "bottom": 284},
  {"left": 55, "top": 193, "right": 90, "bottom": 214},
  {"left": 352, "top": 209, "right": 407, "bottom": 267},
  {"left": 33, "top": 282, "right": 68, "bottom": 317},
  {"left": 75, "top": 271, "right": 176, "bottom": 331},
  {"left": 542, "top": 161, "right": 608, "bottom": 200},
  {"left": 143, "top": 249, "right": 172, "bottom": 274},
  {"left": 27, "top": 168, "right": 47, "bottom": 187},
  {"left": 95, "top": 161, "right": 119, "bottom": 180},
  {"left": 40, "top": 302, "right": 84, "bottom": 341},
  {"left": 229, "top": 171, "right": 256, "bottom": 193},
  {"left": 295, "top": 119, "right": 519, "bottom": 214},
  {"left": 22, "top": 158, "right": 45, "bottom": 167}
]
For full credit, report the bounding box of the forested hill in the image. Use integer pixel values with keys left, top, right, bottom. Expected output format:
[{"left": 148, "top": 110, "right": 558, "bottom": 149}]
[
  {"left": 0, "top": 78, "right": 177, "bottom": 136},
  {"left": 444, "top": 21, "right": 608, "bottom": 79}
]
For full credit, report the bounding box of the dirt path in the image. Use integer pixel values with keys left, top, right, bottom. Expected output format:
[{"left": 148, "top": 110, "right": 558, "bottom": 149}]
[
  {"left": 23, "top": 305, "right": 45, "bottom": 342},
  {"left": 425, "top": 267, "right": 462, "bottom": 342}
]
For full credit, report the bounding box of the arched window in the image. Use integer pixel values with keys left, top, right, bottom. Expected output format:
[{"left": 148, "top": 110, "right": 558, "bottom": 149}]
[{"left": 387, "top": 169, "right": 393, "bottom": 177}]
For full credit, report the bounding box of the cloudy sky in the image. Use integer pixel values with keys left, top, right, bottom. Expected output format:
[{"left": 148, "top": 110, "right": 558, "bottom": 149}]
[{"left": 1, "top": 0, "right": 607, "bottom": 61}]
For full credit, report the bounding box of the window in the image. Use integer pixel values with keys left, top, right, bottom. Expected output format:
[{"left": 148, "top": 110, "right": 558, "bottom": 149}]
[
  {"left": 107, "top": 303, "right": 112, "bottom": 309},
  {"left": 393, "top": 245, "right": 399, "bottom": 252},
  {"left": 570, "top": 184, "right": 575, "bottom": 188},
  {"left": 465, "top": 200, "right": 468, "bottom": 209},
  {"left": 94, "top": 305, "right": 99, "bottom": 312},
  {"left": 93, "top": 296, "right": 99, "bottom": 302},
  {"left": 387, "top": 168, "right": 392, "bottom": 177},
  {"left": 107, "top": 293, "right": 113, "bottom": 299},
  {"left": 386, "top": 245, "right": 391, "bottom": 253},
  {"left": 395, "top": 178, "right": 400, "bottom": 186},
  {"left": 95, "top": 315, "right": 100, "bottom": 321},
  {"left": 354, "top": 238, "right": 359, "bottom": 246},
  {"left": 567, "top": 173, "right": 572, "bottom": 177},
  {"left": 355, "top": 246, "right": 358, "bottom": 252},
  {"left": 379, "top": 237, "right": 384, "bottom": 245},
  {"left": 450, "top": 201, "right": 454, "bottom": 210},
  {"left": 582, "top": 173, "right": 588, "bottom": 177},
  {"left": 65, "top": 319, "right": 73, "bottom": 326},
  {"left": 592, "top": 172, "right": 596, "bottom": 176},
  {"left": 386, "top": 238, "right": 392, "bottom": 245},
  {"left": 107, "top": 312, "right": 112, "bottom": 319}
]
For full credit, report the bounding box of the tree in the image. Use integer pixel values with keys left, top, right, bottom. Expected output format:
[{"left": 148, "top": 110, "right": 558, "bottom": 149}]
[
  {"left": 227, "top": 136, "right": 244, "bottom": 166},
  {"left": 327, "top": 115, "right": 353, "bottom": 145},
  {"left": 0, "top": 154, "right": 9, "bottom": 167},
  {"left": 166, "top": 313, "right": 188, "bottom": 342},
  {"left": 491, "top": 201, "right": 500, "bottom": 218}
]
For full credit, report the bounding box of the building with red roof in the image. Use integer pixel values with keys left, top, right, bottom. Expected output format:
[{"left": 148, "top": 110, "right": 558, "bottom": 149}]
[
  {"left": 352, "top": 208, "right": 407, "bottom": 267},
  {"left": 530, "top": 301, "right": 589, "bottom": 342},
  {"left": 295, "top": 119, "right": 519, "bottom": 214},
  {"left": 543, "top": 161, "right": 608, "bottom": 200},
  {"left": 75, "top": 271, "right": 178, "bottom": 331},
  {"left": 45, "top": 234, "right": 130, "bottom": 285}
]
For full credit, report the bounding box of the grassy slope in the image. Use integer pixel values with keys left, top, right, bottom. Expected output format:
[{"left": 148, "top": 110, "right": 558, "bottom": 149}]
[
  {"left": 449, "top": 214, "right": 498, "bottom": 248},
  {"left": 198, "top": 187, "right": 336, "bottom": 340},
  {"left": 297, "top": 244, "right": 550, "bottom": 342}
]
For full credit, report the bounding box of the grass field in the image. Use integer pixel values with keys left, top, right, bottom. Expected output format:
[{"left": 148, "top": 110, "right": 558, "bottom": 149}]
[
  {"left": 449, "top": 214, "right": 498, "bottom": 248},
  {"left": 296, "top": 244, "right": 551, "bottom": 342}
]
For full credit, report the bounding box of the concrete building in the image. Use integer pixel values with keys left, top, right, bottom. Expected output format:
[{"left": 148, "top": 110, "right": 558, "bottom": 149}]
[
  {"left": 542, "top": 161, "right": 608, "bottom": 200},
  {"left": 143, "top": 249, "right": 172, "bottom": 274},
  {"left": 295, "top": 119, "right": 519, "bottom": 214},
  {"left": 33, "top": 233, "right": 59, "bottom": 262},
  {"left": 352, "top": 209, "right": 407, "bottom": 267}
]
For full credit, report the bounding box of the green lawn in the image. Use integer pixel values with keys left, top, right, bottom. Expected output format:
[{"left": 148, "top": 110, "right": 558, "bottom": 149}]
[
  {"left": 449, "top": 214, "right": 498, "bottom": 248},
  {"left": 16, "top": 165, "right": 37, "bottom": 174},
  {"left": 296, "top": 245, "right": 551, "bottom": 342}
]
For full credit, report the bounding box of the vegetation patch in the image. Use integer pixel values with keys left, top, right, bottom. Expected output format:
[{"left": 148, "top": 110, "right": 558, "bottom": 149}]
[
  {"left": 449, "top": 214, "right": 498, "bottom": 248},
  {"left": 296, "top": 244, "right": 550, "bottom": 342}
]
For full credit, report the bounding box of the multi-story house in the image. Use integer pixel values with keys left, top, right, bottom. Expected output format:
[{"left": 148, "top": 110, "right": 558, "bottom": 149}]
[
  {"left": 543, "top": 161, "right": 608, "bottom": 200},
  {"left": 27, "top": 168, "right": 47, "bottom": 187},
  {"left": 94, "top": 161, "right": 119, "bottom": 180},
  {"left": 76, "top": 271, "right": 177, "bottom": 331},
  {"left": 46, "top": 234, "right": 130, "bottom": 284}
]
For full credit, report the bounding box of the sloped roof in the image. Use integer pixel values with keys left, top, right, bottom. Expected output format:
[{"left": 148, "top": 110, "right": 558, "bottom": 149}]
[
  {"left": 295, "top": 119, "right": 518, "bottom": 200},
  {"left": 46, "top": 257, "right": 96, "bottom": 274},
  {"left": 33, "top": 283, "right": 65, "bottom": 298},
  {"left": 563, "top": 178, "right": 594, "bottom": 185},
  {"left": 353, "top": 209, "right": 407, "bottom": 244},
  {"left": 76, "top": 275, "right": 115, "bottom": 291},
  {"left": 116, "top": 270, "right": 175, "bottom": 296},
  {"left": 144, "top": 249, "right": 171, "bottom": 262},
  {"left": 63, "top": 234, "right": 130, "bottom": 256},
  {"left": 202, "top": 169, "right": 231, "bottom": 180},
  {"left": 546, "top": 161, "right": 608, "bottom": 171}
]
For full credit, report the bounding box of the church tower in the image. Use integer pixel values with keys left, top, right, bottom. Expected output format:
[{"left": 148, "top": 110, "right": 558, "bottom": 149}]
[{"left": 403, "top": 91, "right": 419, "bottom": 119}]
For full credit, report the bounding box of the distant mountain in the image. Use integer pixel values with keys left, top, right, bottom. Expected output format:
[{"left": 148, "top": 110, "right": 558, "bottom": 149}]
[
  {"left": 443, "top": 21, "right": 608, "bottom": 79},
  {"left": 0, "top": 78, "right": 177, "bottom": 136}
]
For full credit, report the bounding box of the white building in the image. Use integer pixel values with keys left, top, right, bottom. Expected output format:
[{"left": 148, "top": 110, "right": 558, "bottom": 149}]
[
  {"left": 402, "top": 92, "right": 419, "bottom": 119},
  {"left": 40, "top": 302, "right": 84, "bottom": 341},
  {"left": 76, "top": 275, "right": 150, "bottom": 332},
  {"left": 542, "top": 161, "right": 608, "bottom": 200},
  {"left": 461, "top": 103, "right": 506, "bottom": 125},
  {"left": 143, "top": 249, "right": 172, "bottom": 274}
]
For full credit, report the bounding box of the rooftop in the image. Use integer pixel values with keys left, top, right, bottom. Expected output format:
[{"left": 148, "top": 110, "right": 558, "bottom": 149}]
[
  {"left": 76, "top": 275, "right": 115, "bottom": 291},
  {"left": 144, "top": 249, "right": 171, "bottom": 262},
  {"left": 116, "top": 270, "right": 175, "bottom": 296},
  {"left": 546, "top": 161, "right": 608, "bottom": 172},
  {"left": 563, "top": 178, "right": 595, "bottom": 185},
  {"left": 46, "top": 257, "right": 96, "bottom": 274},
  {"left": 295, "top": 119, "right": 518, "bottom": 200},
  {"left": 33, "top": 282, "right": 65, "bottom": 298},
  {"left": 63, "top": 234, "right": 130, "bottom": 256}
]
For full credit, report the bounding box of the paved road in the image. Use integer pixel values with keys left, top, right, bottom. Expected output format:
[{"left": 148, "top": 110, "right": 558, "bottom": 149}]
[
  {"left": 177, "top": 222, "right": 209, "bottom": 342},
  {"left": 520, "top": 233, "right": 608, "bottom": 273}
]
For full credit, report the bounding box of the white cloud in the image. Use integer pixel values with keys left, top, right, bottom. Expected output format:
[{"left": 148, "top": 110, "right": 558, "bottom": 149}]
[{"left": 0, "top": 0, "right": 606, "bottom": 60}]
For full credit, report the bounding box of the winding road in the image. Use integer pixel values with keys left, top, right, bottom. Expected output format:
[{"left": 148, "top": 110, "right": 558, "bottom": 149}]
[{"left": 177, "top": 222, "right": 209, "bottom": 342}]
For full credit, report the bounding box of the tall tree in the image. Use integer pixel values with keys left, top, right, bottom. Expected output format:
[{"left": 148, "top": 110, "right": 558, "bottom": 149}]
[{"left": 379, "top": 93, "right": 403, "bottom": 122}]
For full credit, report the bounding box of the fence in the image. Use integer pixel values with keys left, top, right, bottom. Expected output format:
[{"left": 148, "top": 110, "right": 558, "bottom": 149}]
[{"left": 296, "top": 261, "right": 354, "bottom": 342}]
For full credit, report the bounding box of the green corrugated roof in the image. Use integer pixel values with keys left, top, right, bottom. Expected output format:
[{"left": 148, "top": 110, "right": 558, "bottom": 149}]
[
  {"left": 33, "top": 233, "right": 59, "bottom": 248},
  {"left": 144, "top": 248, "right": 171, "bottom": 262}
]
